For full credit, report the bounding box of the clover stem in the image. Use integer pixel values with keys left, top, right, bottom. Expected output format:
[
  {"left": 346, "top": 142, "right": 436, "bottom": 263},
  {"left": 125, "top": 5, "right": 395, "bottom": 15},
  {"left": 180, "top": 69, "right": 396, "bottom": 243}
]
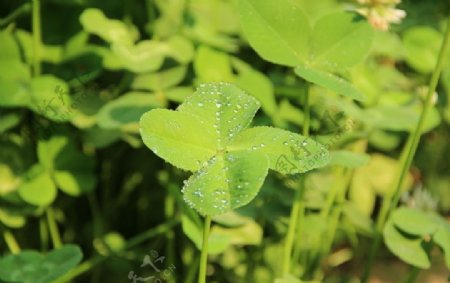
[
  {"left": 0, "top": 2, "right": 31, "bottom": 27},
  {"left": 165, "top": 191, "right": 176, "bottom": 283},
  {"left": 362, "top": 15, "right": 450, "bottom": 283},
  {"left": 198, "top": 216, "right": 211, "bottom": 283},
  {"left": 3, "top": 230, "right": 21, "bottom": 254},
  {"left": 403, "top": 267, "right": 420, "bottom": 283},
  {"left": 53, "top": 219, "right": 179, "bottom": 283},
  {"left": 39, "top": 216, "right": 49, "bottom": 251},
  {"left": 282, "top": 84, "right": 311, "bottom": 275},
  {"left": 32, "top": 0, "right": 42, "bottom": 76},
  {"left": 46, "top": 207, "right": 62, "bottom": 248}
]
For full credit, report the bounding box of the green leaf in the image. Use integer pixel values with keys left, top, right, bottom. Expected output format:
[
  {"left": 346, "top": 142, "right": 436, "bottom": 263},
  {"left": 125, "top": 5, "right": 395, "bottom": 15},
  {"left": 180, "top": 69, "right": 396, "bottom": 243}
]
[
  {"left": 18, "top": 165, "right": 57, "bottom": 206},
  {"left": 177, "top": 83, "right": 260, "bottom": 148},
  {"left": 0, "top": 139, "right": 32, "bottom": 196},
  {"left": 0, "top": 59, "right": 30, "bottom": 82},
  {"left": 29, "top": 75, "right": 73, "bottom": 122},
  {"left": 194, "top": 45, "right": 234, "bottom": 82},
  {"left": 164, "top": 36, "right": 195, "bottom": 64},
  {"left": 182, "top": 151, "right": 269, "bottom": 216},
  {"left": 294, "top": 64, "right": 364, "bottom": 101},
  {"left": 112, "top": 37, "right": 193, "bottom": 73},
  {"left": 403, "top": 26, "right": 444, "bottom": 74},
  {"left": 132, "top": 65, "right": 187, "bottom": 91},
  {"left": 0, "top": 245, "right": 83, "bottom": 283},
  {"left": 329, "top": 150, "right": 370, "bottom": 168},
  {"left": 229, "top": 127, "right": 330, "bottom": 174},
  {"left": 0, "top": 31, "right": 22, "bottom": 60},
  {"left": 392, "top": 207, "right": 439, "bottom": 236},
  {"left": 238, "top": 0, "right": 310, "bottom": 66},
  {"left": 383, "top": 219, "right": 430, "bottom": 269},
  {"left": 232, "top": 58, "right": 277, "bottom": 116},
  {"left": 0, "top": 79, "right": 29, "bottom": 107},
  {"left": 140, "top": 82, "right": 329, "bottom": 216},
  {"left": 211, "top": 215, "right": 263, "bottom": 245},
  {"left": 0, "top": 110, "right": 22, "bottom": 133},
  {"left": 80, "top": 8, "right": 135, "bottom": 45},
  {"left": 181, "top": 215, "right": 231, "bottom": 254},
  {"left": 309, "top": 13, "right": 373, "bottom": 72},
  {"left": 434, "top": 225, "right": 450, "bottom": 269},
  {"left": 112, "top": 40, "right": 166, "bottom": 73},
  {"left": 140, "top": 109, "right": 217, "bottom": 171},
  {"left": 97, "top": 92, "right": 163, "bottom": 132},
  {"left": 0, "top": 208, "right": 26, "bottom": 228},
  {"left": 37, "top": 133, "right": 96, "bottom": 196}
]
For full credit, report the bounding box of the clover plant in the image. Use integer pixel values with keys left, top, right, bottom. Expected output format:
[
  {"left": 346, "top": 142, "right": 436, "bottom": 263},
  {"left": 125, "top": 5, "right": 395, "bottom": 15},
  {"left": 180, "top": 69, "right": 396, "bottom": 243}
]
[{"left": 139, "top": 82, "right": 330, "bottom": 281}]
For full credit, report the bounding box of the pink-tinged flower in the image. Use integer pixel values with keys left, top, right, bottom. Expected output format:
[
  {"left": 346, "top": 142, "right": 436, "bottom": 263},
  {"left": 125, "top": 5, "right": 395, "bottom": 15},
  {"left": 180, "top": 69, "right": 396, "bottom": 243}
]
[{"left": 355, "top": 0, "right": 406, "bottom": 31}]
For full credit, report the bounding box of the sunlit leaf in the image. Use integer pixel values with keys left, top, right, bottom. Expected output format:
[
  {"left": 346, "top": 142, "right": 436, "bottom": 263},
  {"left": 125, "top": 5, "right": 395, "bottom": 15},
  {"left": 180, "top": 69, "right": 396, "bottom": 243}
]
[
  {"left": 140, "top": 109, "right": 217, "bottom": 171},
  {"left": 140, "top": 83, "right": 329, "bottom": 216},
  {"left": 294, "top": 64, "right": 364, "bottom": 101},
  {"left": 238, "top": 0, "right": 310, "bottom": 66},
  {"left": 383, "top": 219, "right": 430, "bottom": 269},
  {"left": 229, "top": 127, "right": 329, "bottom": 174},
  {"left": 18, "top": 165, "right": 57, "bottom": 206},
  {"left": 392, "top": 207, "right": 439, "bottom": 236},
  {"left": 182, "top": 151, "right": 269, "bottom": 216},
  {"left": 97, "top": 92, "right": 163, "bottom": 132},
  {"left": 309, "top": 13, "right": 373, "bottom": 72},
  {"left": 80, "top": 8, "right": 136, "bottom": 45}
]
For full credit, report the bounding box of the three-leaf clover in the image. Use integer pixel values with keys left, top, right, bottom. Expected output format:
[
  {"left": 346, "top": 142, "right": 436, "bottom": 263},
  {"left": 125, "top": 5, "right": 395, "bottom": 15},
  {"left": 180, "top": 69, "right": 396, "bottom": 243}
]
[{"left": 139, "top": 82, "right": 330, "bottom": 216}]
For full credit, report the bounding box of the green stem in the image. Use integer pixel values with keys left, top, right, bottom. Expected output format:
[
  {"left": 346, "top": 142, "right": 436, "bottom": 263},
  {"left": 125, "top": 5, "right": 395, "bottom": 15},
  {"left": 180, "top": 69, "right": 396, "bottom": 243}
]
[
  {"left": 51, "top": 219, "right": 179, "bottom": 283},
  {"left": 39, "top": 216, "right": 48, "bottom": 252},
  {"left": 282, "top": 177, "right": 305, "bottom": 274},
  {"left": 3, "top": 230, "right": 21, "bottom": 254},
  {"left": 165, "top": 191, "right": 176, "bottom": 283},
  {"left": 0, "top": 2, "right": 31, "bottom": 27},
  {"left": 361, "top": 15, "right": 450, "bottom": 283},
  {"left": 198, "top": 216, "right": 211, "bottom": 283},
  {"left": 282, "top": 85, "right": 311, "bottom": 275},
  {"left": 46, "top": 207, "right": 62, "bottom": 248},
  {"left": 403, "top": 267, "right": 420, "bottom": 283},
  {"left": 32, "top": 0, "right": 42, "bottom": 76}
]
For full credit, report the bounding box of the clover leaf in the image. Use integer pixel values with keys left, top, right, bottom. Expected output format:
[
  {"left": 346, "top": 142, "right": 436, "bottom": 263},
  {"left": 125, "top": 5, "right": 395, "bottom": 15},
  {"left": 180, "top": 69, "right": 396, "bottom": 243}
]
[
  {"left": 238, "top": 0, "right": 374, "bottom": 101},
  {"left": 139, "top": 82, "right": 330, "bottom": 216},
  {"left": 0, "top": 245, "right": 83, "bottom": 283}
]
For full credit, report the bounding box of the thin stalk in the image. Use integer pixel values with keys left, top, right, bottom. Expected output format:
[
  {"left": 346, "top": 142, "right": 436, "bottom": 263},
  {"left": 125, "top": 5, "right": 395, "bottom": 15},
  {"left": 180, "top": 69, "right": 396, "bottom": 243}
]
[
  {"left": 52, "top": 219, "right": 179, "bottom": 283},
  {"left": 39, "top": 216, "right": 48, "bottom": 252},
  {"left": 282, "top": 85, "right": 311, "bottom": 275},
  {"left": 186, "top": 257, "right": 201, "bottom": 283},
  {"left": 0, "top": 2, "right": 31, "bottom": 27},
  {"left": 32, "top": 0, "right": 42, "bottom": 76},
  {"left": 403, "top": 267, "right": 420, "bottom": 283},
  {"left": 3, "top": 230, "right": 21, "bottom": 254},
  {"left": 46, "top": 207, "right": 62, "bottom": 248},
  {"left": 362, "top": 15, "right": 450, "bottom": 283},
  {"left": 165, "top": 192, "right": 176, "bottom": 283},
  {"left": 198, "top": 216, "right": 211, "bottom": 283}
]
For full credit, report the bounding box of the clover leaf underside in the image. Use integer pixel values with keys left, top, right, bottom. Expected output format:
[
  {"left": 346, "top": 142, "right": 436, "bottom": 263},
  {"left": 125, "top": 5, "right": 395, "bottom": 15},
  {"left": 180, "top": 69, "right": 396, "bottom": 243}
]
[{"left": 140, "top": 82, "right": 330, "bottom": 216}]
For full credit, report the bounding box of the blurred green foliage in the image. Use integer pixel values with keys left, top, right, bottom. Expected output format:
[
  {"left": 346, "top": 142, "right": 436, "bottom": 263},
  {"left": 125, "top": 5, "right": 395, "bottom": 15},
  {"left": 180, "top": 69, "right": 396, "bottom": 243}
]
[{"left": 0, "top": 0, "right": 449, "bottom": 282}]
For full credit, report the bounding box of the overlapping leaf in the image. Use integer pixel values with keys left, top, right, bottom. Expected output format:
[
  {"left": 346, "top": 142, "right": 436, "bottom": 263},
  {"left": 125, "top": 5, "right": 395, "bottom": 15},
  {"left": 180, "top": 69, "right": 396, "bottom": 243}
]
[
  {"left": 384, "top": 207, "right": 450, "bottom": 269},
  {"left": 0, "top": 245, "right": 82, "bottom": 283},
  {"left": 239, "top": 0, "right": 374, "bottom": 100},
  {"left": 140, "top": 82, "right": 330, "bottom": 216}
]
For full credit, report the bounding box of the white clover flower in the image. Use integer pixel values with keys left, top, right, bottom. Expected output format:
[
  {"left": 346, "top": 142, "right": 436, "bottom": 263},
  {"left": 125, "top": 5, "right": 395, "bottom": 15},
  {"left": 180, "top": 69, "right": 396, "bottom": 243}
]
[{"left": 355, "top": 0, "right": 406, "bottom": 31}]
